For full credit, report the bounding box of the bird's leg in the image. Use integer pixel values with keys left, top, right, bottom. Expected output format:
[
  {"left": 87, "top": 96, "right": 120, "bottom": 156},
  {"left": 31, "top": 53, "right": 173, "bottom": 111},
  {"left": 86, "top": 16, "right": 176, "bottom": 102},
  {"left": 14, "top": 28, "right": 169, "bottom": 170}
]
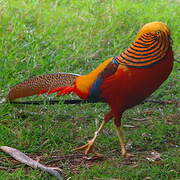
[
  {"left": 74, "top": 111, "right": 113, "bottom": 157},
  {"left": 74, "top": 120, "right": 106, "bottom": 157},
  {"left": 114, "top": 126, "right": 126, "bottom": 156},
  {"left": 114, "top": 126, "right": 133, "bottom": 158},
  {"left": 114, "top": 114, "right": 133, "bottom": 158}
]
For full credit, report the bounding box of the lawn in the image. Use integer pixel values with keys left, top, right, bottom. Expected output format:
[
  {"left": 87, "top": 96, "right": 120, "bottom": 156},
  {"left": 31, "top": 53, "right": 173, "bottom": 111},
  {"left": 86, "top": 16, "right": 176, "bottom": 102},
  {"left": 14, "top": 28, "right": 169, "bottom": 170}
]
[{"left": 0, "top": 0, "right": 179, "bottom": 179}]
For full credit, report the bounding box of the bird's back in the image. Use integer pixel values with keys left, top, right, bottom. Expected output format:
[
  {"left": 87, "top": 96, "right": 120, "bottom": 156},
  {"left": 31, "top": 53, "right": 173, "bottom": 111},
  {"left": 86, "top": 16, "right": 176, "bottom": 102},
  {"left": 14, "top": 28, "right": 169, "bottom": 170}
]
[
  {"left": 74, "top": 22, "right": 174, "bottom": 110},
  {"left": 100, "top": 47, "right": 174, "bottom": 110}
]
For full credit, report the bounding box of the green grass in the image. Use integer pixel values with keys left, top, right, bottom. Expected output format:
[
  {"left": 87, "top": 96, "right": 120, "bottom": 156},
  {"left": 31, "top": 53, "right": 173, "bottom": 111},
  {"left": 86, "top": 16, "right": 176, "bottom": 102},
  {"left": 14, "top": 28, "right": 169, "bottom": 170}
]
[{"left": 0, "top": 0, "right": 180, "bottom": 179}]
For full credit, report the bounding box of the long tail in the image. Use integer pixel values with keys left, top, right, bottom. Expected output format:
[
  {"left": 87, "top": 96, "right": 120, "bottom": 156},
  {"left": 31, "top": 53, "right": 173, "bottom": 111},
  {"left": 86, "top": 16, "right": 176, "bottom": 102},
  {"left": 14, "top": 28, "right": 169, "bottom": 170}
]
[
  {"left": 9, "top": 99, "right": 100, "bottom": 105},
  {"left": 8, "top": 73, "right": 79, "bottom": 101}
]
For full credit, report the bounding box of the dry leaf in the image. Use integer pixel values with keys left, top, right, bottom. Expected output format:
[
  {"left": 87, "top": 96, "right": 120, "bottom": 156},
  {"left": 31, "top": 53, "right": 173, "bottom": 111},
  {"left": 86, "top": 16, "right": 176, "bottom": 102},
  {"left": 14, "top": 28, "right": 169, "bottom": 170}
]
[
  {"left": 123, "top": 124, "right": 136, "bottom": 128},
  {"left": 145, "top": 151, "right": 161, "bottom": 162}
]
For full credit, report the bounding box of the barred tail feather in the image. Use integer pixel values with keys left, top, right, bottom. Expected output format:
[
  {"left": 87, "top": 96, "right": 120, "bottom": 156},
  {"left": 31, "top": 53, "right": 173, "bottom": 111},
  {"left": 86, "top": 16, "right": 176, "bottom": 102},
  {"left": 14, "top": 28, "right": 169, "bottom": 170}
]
[{"left": 8, "top": 73, "right": 80, "bottom": 101}]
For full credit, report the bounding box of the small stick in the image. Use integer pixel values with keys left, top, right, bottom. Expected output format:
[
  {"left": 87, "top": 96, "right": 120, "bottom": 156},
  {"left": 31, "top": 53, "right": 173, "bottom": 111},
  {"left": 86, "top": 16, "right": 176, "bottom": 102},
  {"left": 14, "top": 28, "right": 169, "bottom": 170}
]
[
  {"left": 0, "top": 166, "right": 14, "bottom": 171},
  {"left": 144, "top": 99, "right": 179, "bottom": 105},
  {"left": 0, "top": 146, "right": 64, "bottom": 180}
]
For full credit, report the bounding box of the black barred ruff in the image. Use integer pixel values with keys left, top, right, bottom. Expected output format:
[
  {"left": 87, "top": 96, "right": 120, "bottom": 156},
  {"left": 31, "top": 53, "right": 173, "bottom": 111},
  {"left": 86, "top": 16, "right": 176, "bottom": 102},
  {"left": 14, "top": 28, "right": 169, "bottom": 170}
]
[{"left": 115, "top": 31, "right": 170, "bottom": 68}]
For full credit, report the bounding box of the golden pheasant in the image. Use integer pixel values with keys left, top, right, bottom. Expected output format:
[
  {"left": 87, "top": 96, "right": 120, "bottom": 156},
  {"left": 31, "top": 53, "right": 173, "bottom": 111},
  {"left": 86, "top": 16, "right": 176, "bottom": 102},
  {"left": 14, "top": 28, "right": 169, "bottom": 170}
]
[{"left": 8, "top": 22, "right": 174, "bottom": 158}]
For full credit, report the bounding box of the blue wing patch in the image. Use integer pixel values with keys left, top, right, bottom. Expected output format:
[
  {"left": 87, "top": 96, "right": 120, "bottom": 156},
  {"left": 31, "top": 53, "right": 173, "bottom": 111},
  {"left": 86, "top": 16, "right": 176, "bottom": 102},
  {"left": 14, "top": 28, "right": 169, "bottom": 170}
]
[{"left": 88, "top": 75, "right": 103, "bottom": 100}]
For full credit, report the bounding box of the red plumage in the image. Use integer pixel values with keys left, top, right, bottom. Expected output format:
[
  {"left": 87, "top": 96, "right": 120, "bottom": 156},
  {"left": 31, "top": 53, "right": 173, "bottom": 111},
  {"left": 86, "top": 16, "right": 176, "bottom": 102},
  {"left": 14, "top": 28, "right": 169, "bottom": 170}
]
[{"left": 8, "top": 22, "right": 174, "bottom": 157}]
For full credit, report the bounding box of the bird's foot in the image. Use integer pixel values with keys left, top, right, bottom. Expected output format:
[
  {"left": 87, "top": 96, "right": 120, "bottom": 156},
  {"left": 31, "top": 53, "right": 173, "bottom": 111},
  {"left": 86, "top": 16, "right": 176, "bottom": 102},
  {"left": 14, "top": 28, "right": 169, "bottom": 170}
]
[
  {"left": 74, "top": 139, "right": 95, "bottom": 154},
  {"left": 74, "top": 140, "right": 103, "bottom": 158}
]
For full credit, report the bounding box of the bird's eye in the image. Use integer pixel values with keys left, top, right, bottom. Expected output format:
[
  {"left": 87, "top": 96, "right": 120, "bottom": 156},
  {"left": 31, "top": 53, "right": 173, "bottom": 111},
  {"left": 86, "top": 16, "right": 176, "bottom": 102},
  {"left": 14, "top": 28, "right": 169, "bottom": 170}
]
[{"left": 156, "top": 31, "right": 161, "bottom": 35}]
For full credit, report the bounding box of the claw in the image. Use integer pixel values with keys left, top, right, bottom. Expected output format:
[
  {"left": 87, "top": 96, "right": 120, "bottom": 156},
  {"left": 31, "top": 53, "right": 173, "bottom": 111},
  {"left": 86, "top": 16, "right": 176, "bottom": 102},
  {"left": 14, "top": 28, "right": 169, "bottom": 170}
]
[
  {"left": 74, "top": 121, "right": 107, "bottom": 158},
  {"left": 74, "top": 140, "right": 94, "bottom": 154},
  {"left": 74, "top": 140, "right": 104, "bottom": 158}
]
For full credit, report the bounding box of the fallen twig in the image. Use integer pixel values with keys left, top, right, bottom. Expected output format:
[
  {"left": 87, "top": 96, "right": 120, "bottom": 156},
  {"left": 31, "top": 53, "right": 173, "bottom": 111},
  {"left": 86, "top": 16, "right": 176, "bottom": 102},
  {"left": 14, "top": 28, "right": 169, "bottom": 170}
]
[
  {"left": 144, "top": 99, "right": 180, "bottom": 106},
  {"left": 0, "top": 165, "right": 14, "bottom": 171},
  {"left": 45, "top": 154, "right": 84, "bottom": 165},
  {"left": 0, "top": 146, "right": 64, "bottom": 180},
  {"left": 131, "top": 117, "right": 150, "bottom": 121}
]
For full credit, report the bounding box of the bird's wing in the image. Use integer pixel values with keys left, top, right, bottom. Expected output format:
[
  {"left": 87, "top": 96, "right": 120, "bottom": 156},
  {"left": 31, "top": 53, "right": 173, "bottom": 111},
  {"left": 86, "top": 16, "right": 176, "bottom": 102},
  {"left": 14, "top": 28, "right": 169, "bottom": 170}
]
[
  {"left": 88, "top": 58, "right": 119, "bottom": 100},
  {"left": 8, "top": 73, "right": 80, "bottom": 101}
]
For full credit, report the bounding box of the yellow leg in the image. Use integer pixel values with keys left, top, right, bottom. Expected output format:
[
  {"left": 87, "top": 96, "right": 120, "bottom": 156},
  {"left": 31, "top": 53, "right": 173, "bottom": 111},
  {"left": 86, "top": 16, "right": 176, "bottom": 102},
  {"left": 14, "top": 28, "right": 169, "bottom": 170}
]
[
  {"left": 74, "top": 120, "right": 106, "bottom": 157},
  {"left": 115, "top": 126, "right": 133, "bottom": 158}
]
